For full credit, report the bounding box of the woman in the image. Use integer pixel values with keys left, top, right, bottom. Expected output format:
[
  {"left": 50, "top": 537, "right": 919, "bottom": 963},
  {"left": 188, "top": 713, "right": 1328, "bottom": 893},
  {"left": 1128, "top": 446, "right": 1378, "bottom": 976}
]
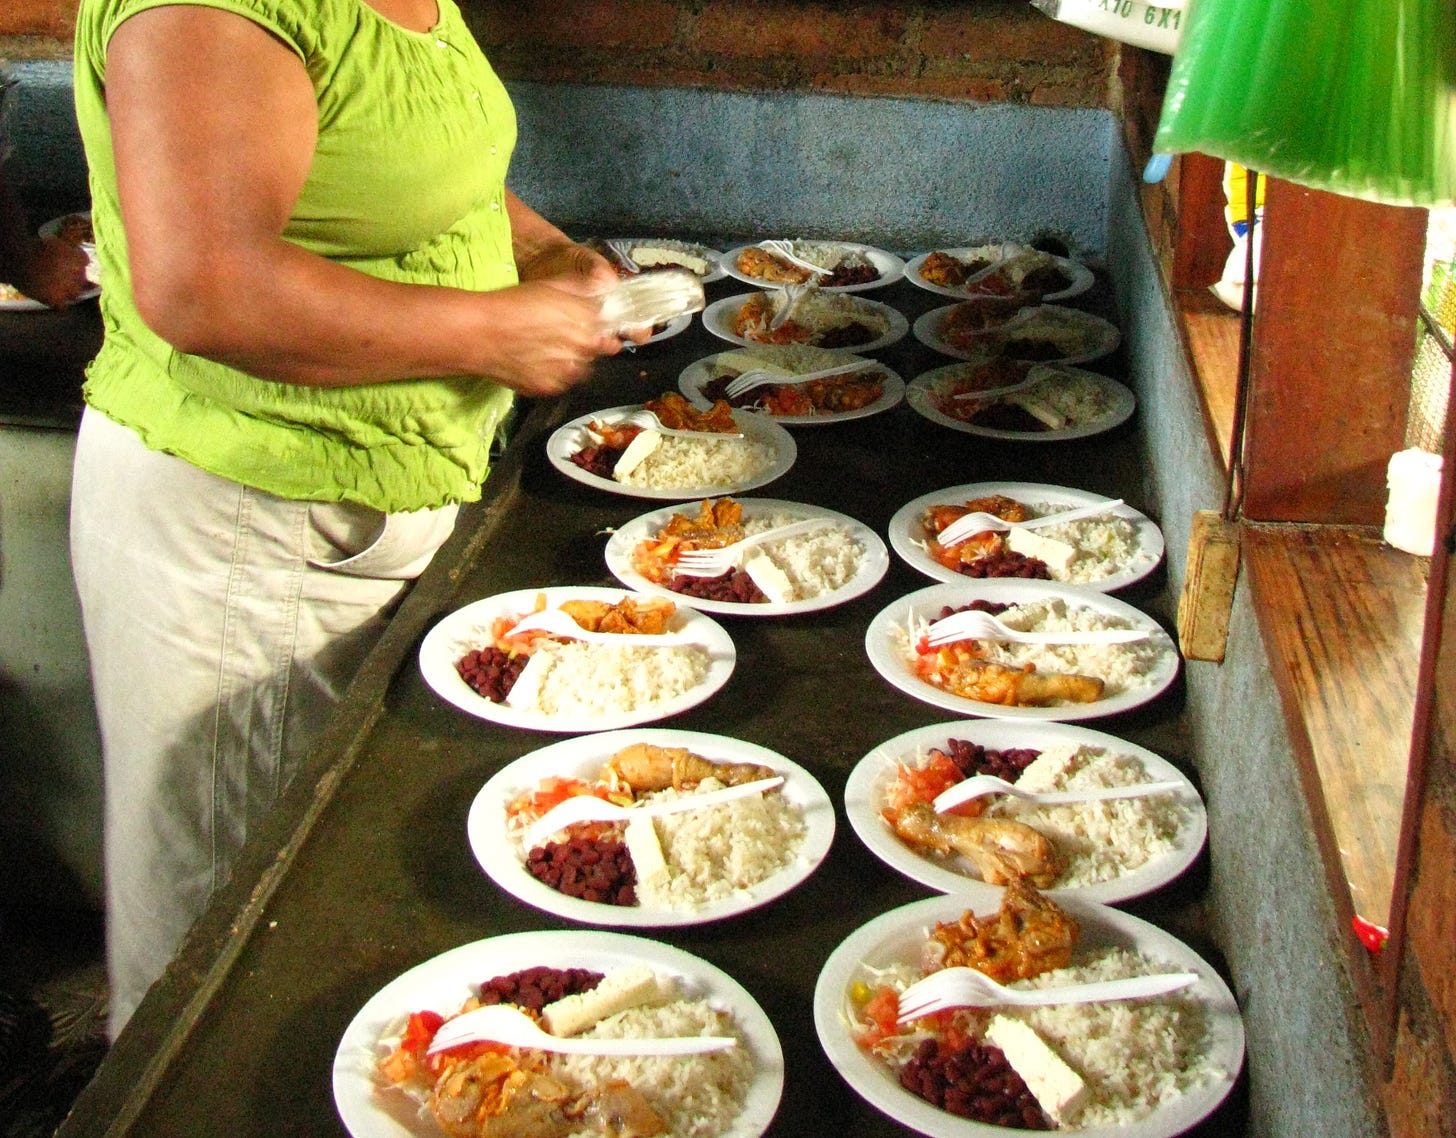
[
  {"left": 0, "top": 65, "right": 91, "bottom": 307},
  {"left": 70, "top": 0, "right": 629, "bottom": 1036}
]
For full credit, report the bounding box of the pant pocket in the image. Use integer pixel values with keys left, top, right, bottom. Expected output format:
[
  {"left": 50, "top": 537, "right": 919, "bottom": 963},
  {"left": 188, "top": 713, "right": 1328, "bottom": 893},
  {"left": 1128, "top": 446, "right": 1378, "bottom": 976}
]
[{"left": 307, "top": 503, "right": 459, "bottom": 581}]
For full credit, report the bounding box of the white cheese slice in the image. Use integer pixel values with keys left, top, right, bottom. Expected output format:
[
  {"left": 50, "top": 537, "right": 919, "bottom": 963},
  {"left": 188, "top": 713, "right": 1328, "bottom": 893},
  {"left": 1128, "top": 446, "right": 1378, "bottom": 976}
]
[
  {"left": 623, "top": 814, "right": 668, "bottom": 892},
  {"left": 1005, "top": 526, "right": 1078, "bottom": 572},
  {"left": 631, "top": 246, "right": 711, "bottom": 276},
  {"left": 712, "top": 349, "right": 798, "bottom": 378},
  {"left": 984, "top": 1014, "right": 1090, "bottom": 1125},
  {"left": 540, "top": 964, "right": 667, "bottom": 1038},
  {"left": 1008, "top": 392, "right": 1067, "bottom": 429},
  {"left": 742, "top": 550, "right": 795, "bottom": 604},
  {"left": 612, "top": 428, "right": 661, "bottom": 479}
]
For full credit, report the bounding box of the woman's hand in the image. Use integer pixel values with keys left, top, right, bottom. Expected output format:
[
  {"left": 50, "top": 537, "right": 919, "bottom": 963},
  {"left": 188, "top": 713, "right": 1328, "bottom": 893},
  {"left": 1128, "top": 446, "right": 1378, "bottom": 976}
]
[
  {"left": 11, "top": 235, "right": 92, "bottom": 309},
  {"left": 471, "top": 280, "right": 623, "bottom": 397},
  {"left": 517, "top": 238, "right": 618, "bottom": 292}
]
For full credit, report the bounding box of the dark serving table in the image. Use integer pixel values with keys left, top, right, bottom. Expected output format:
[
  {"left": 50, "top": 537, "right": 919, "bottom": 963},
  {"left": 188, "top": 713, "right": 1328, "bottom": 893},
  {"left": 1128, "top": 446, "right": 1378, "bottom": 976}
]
[{"left": 59, "top": 270, "right": 1247, "bottom": 1137}]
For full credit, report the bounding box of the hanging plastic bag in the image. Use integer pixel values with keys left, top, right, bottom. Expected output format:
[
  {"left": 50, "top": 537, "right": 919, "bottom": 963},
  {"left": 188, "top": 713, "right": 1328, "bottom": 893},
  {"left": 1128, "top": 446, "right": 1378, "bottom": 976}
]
[
  {"left": 1029, "top": 0, "right": 1187, "bottom": 55},
  {"left": 1154, "top": 0, "right": 1455, "bottom": 207}
]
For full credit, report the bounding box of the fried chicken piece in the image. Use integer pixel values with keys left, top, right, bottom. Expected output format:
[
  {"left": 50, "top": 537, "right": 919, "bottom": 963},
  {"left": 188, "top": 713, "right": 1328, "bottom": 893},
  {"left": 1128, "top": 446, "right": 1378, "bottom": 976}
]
[
  {"left": 924, "top": 495, "right": 1030, "bottom": 535},
  {"left": 736, "top": 245, "right": 814, "bottom": 284},
  {"left": 587, "top": 1082, "right": 669, "bottom": 1137},
  {"left": 886, "top": 800, "right": 1062, "bottom": 887},
  {"left": 557, "top": 596, "right": 676, "bottom": 635},
  {"left": 643, "top": 391, "right": 738, "bottom": 434},
  {"left": 931, "top": 652, "right": 1104, "bottom": 706},
  {"left": 927, "top": 879, "right": 1079, "bottom": 983},
  {"left": 656, "top": 498, "right": 746, "bottom": 547},
  {"left": 918, "top": 250, "right": 979, "bottom": 289},
  {"left": 604, "top": 743, "right": 776, "bottom": 793},
  {"left": 430, "top": 1055, "right": 576, "bottom": 1138}
]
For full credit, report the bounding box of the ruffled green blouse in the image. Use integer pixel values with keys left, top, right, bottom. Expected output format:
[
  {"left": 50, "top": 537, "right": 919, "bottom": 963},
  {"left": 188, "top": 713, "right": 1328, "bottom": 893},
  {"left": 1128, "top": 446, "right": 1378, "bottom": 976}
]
[{"left": 73, "top": 0, "right": 518, "bottom": 510}]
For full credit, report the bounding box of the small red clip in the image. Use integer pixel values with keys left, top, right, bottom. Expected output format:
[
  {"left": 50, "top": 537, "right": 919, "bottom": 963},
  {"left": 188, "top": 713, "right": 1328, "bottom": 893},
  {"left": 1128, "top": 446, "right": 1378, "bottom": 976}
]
[{"left": 1352, "top": 915, "right": 1388, "bottom": 953}]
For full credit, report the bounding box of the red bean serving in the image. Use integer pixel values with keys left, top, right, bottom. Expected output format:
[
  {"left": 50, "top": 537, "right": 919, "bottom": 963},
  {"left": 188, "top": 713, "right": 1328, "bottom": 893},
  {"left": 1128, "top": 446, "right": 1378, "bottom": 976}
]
[
  {"left": 476, "top": 966, "right": 604, "bottom": 1012},
  {"left": 900, "top": 1037, "right": 1052, "bottom": 1130},
  {"left": 456, "top": 646, "right": 528, "bottom": 703},
  {"left": 939, "top": 739, "right": 1043, "bottom": 783},
  {"left": 668, "top": 567, "right": 768, "bottom": 604},
  {"left": 526, "top": 834, "right": 638, "bottom": 906},
  {"left": 957, "top": 547, "right": 1052, "bottom": 580}
]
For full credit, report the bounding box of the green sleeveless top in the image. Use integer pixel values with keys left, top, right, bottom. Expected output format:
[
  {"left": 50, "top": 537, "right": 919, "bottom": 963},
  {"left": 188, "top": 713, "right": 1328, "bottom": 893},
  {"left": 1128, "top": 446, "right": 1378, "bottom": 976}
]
[{"left": 73, "top": 0, "right": 519, "bottom": 511}]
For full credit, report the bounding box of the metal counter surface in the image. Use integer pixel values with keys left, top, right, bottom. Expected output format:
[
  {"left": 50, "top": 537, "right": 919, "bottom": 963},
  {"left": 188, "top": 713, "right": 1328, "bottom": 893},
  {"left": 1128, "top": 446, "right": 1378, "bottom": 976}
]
[{"left": 59, "top": 274, "right": 1246, "bottom": 1137}]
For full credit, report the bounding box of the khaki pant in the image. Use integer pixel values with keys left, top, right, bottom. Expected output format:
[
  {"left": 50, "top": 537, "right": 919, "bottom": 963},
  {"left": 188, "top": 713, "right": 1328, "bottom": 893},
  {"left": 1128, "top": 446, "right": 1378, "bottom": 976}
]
[{"left": 70, "top": 408, "right": 456, "bottom": 1037}]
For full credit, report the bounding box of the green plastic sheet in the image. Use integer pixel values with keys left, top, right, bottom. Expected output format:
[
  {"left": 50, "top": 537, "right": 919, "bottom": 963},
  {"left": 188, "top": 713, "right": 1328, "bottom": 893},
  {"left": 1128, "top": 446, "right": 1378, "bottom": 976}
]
[{"left": 1154, "top": 0, "right": 1456, "bottom": 207}]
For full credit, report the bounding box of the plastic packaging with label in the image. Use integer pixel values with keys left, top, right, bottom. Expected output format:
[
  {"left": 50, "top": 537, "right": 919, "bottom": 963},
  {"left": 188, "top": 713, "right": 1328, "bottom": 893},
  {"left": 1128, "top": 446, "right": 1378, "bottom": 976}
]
[{"left": 1030, "top": 0, "right": 1185, "bottom": 54}]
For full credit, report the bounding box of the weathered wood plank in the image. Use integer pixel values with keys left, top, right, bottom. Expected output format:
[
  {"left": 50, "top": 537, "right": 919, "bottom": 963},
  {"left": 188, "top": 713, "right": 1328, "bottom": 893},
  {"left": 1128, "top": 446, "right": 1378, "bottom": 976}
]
[{"left": 1244, "top": 525, "right": 1426, "bottom": 926}]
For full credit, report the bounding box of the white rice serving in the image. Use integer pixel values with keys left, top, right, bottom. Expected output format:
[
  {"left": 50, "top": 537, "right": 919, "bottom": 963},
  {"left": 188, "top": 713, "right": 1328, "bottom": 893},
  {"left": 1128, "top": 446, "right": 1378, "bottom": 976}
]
[
  {"left": 991, "top": 948, "right": 1222, "bottom": 1128},
  {"left": 855, "top": 946, "right": 1222, "bottom": 1129},
  {"left": 739, "top": 511, "right": 863, "bottom": 600},
  {"left": 617, "top": 434, "right": 778, "bottom": 490},
  {"left": 938, "top": 368, "right": 1115, "bottom": 431},
  {"left": 919, "top": 499, "right": 1152, "bottom": 586},
  {"left": 902, "top": 596, "right": 1173, "bottom": 698},
  {"left": 635, "top": 777, "right": 807, "bottom": 909},
  {"left": 980, "top": 744, "right": 1191, "bottom": 887},
  {"left": 556, "top": 999, "right": 755, "bottom": 1138},
  {"left": 756, "top": 290, "right": 891, "bottom": 341},
  {"left": 519, "top": 640, "right": 711, "bottom": 717}
]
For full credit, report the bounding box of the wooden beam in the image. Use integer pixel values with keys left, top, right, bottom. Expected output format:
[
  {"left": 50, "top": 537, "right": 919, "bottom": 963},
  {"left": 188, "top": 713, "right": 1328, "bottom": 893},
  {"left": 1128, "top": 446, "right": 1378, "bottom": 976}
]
[{"left": 1241, "top": 181, "right": 1426, "bottom": 524}]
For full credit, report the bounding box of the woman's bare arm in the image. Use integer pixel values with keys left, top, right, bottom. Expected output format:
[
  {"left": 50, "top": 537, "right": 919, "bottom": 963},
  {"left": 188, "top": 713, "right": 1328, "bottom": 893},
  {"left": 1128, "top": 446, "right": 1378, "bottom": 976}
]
[{"left": 106, "top": 6, "right": 619, "bottom": 394}]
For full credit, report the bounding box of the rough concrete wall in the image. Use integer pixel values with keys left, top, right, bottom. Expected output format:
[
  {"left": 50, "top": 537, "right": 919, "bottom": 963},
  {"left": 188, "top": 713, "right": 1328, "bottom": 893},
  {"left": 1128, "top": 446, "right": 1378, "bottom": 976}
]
[
  {"left": 1106, "top": 145, "right": 1385, "bottom": 1138},
  {"left": 505, "top": 82, "right": 1113, "bottom": 255}
]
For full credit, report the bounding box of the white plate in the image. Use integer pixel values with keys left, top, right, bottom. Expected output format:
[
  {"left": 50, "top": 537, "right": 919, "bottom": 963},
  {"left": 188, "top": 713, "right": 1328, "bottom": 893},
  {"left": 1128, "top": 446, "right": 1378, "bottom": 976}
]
[
  {"left": 812, "top": 894, "right": 1244, "bottom": 1138},
  {"left": 906, "top": 361, "right": 1135, "bottom": 442},
  {"left": 913, "top": 303, "right": 1120, "bottom": 365},
  {"left": 677, "top": 351, "right": 905, "bottom": 426},
  {"left": 467, "top": 728, "right": 836, "bottom": 926},
  {"left": 0, "top": 283, "right": 101, "bottom": 310},
  {"left": 843, "top": 719, "right": 1206, "bottom": 905},
  {"left": 37, "top": 210, "right": 94, "bottom": 246},
  {"left": 418, "top": 585, "right": 736, "bottom": 732},
  {"left": 864, "top": 580, "right": 1180, "bottom": 722},
  {"left": 887, "top": 481, "right": 1164, "bottom": 593},
  {"left": 334, "top": 929, "right": 785, "bottom": 1138},
  {"left": 603, "top": 236, "right": 726, "bottom": 282},
  {"left": 904, "top": 244, "right": 1094, "bottom": 302},
  {"left": 720, "top": 241, "right": 906, "bottom": 293},
  {"left": 642, "top": 312, "right": 693, "bottom": 344},
  {"left": 547, "top": 404, "right": 797, "bottom": 500},
  {"left": 701, "top": 292, "right": 909, "bottom": 354},
  {"left": 604, "top": 498, "right": 890, "bottom": 616}
]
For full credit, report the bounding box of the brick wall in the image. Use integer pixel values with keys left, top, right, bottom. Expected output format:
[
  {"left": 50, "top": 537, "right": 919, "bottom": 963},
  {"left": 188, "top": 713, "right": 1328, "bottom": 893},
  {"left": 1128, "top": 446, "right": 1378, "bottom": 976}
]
[{"left": 4, "top": 0, "right": 1117, "bottom": 106}]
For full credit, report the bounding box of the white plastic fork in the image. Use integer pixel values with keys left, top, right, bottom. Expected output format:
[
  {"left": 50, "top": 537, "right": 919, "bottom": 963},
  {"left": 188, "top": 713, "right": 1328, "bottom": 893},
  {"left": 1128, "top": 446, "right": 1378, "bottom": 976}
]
[
  {"left": 616, "top": 409, "right": 744, "bottom": 440},
  {"left": 935, "top": 499, "right": 1125, "bottom": 549},
  {"left": 604, "top": 239, "right": 640, "bottom": 272},
  {"left": 894, "top": 967, "right": 1199, "bottom": 1022},
  {"left": 951, "top": 370, "right": 1049, "bottom": 401},
  {"left": 932, "top": 772, "right": 1186, "bottom": 814},
  {"left": 671, "top": 519, "right": 835, "bottom": 578},
  {"left": 923, "top": 608, "right": 1151, "bottom": 647},
  {"left": 426, "top": 1003, "right": 737, "bottom": 1057},
  {"left": 524, "top": 776, "right": 785, "bottom": 848},
  {"left": 722, "top": 359, "right": 877, "bottom": 399},
  {"left": 502, "top": 608, "right": 686, "bottom": 647},
  {"left": 757, "top": 238, "right": 830, "bottom": 277}
]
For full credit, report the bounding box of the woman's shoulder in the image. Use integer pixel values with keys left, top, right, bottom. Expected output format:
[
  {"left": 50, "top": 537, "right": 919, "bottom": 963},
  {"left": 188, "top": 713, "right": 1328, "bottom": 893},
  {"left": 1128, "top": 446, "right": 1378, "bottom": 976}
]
[{"left": 76, "top": 0, "right": 373, "bottom": 60}]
